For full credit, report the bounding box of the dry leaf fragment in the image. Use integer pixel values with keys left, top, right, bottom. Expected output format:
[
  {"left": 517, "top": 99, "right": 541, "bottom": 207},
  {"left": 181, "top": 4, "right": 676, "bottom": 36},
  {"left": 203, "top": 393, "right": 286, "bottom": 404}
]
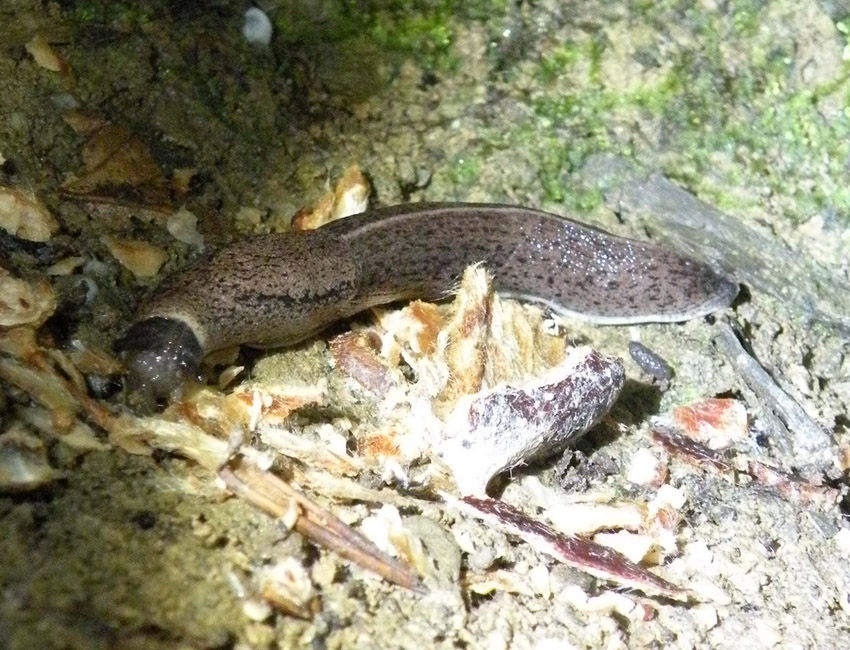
[
  {"left": 217, "top": 365, "right": 245, "bottom": 390},
  {"left": 464, "top": 570, "right": 537, "bottom": 597},
  {"left": 228, "top": 381, "right": 327, "bottom": 429},
  {"left": 358, "top": 428, "right": 404, "bottom": 461},
  {"left": 108, "top": 412, "right": 224, "bottom": 462},
  {"left": 545, "top": 502, "right": 646, "bottom": 537},
  {"left": 0, "top": 268, "right": 56, "bottom": 328},
  {"left": 0, "top": 185, "right": 59, "bottom": 242},
  {"left": 0, "top": 358, "right": 79, "bottom": 431},
  {"left": 0, "top": 424, "right": 64, "bottom": 492},
  {"left": 67, "top": 341, "right": 124, "bottom": 375},
  {"left": 17, "top": 406, "right": 109, "bottom": 452},
  {"left": 101, "top": 236, "right": 167, "bottom": 278},
  {"left": 747, "top": 460, "right": 839, "bottom": 505},
  {"left": 372, "top": 300, "right": 445, "bottom": 365},
  {"left": 839, "top": 446, "right": 850, "bottom": 473},
  {"left": 404, "top": 301, "right": 445, "bottom": 355},
  {"left": 60, "top": 124, "right": 172, "bottom": 213},
  {"left": 332, "top": 165, "right": 370, "bottom": 219},
  {"left": 651, "top": 424, "right": 732, "bottom": 473},
  {"left": 484, "top": 297, "right": 564, "bottom": 386},
  {"left": 360, "top": 504, "right": 428, "bottom": 577},
  {"left": 292, "top": 165, "right": 371, "bottom": 230},
  {"left": 171, "top": 168, "right": 196, "bottom": 196},
  {"left": 46, "top": 256, "right": 86, "bottom": 276},
  {"left": 292, "top": 193, "right": 335, "bottom": 232},
  {"left": 451, "top": 495, "right": 682, "bottom": 598},
  {"left": 25, "top": 33, "right": 73, "bottom": 89},
  {"left": 593, "top": 531, "right": 656, "bottom": 564},
  {"left": 61, "top": 109, "right": 109, "bottom": 136},
  {"left": 25, "top": 34, "right": 65, "bottom": 72},
  {"left": 559, "top": 585, "right": 641, "bottom": 619},
  {"left": 259, "top": 425, "right": 360, "bottom": 476}
]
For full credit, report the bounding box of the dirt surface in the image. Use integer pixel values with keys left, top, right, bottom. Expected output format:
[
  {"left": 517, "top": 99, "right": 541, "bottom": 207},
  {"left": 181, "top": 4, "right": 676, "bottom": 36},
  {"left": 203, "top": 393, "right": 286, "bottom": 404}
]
[{"left": 1, "top": 1, "right": 849, "bottom": 648}]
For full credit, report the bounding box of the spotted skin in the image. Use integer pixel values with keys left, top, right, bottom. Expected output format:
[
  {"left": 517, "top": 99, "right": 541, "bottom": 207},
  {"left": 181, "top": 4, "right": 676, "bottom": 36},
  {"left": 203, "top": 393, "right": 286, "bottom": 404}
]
[
  {"left": 329, "top": 203, "right": 737, "bottom": 323},
  {"left": 117, "top": 202, "right": 737, "bottom": 402},
  {"left": 138, "top": 231, "right": 360, "bottom": 351}
]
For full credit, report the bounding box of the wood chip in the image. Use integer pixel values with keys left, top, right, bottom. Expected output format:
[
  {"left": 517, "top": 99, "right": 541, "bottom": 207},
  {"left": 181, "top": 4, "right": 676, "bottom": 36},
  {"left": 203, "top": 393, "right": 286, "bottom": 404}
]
[
  {"left": 101, "top": 236, "right": 167, "bottom": 278},
  {"left": 0, "top": 424, "right": 64, "bottom": 492},
  {"left": 0, "top": 185, "right": 59, "bottom": 242},
  {"left": 292, "top": 165, "right": 370, "bottom": 230},
  {"left": 46, "top": 256, "right": 86, "bottom": 276},
  {"left": 0, "top": 268, "right": 56, "bottom": 328},
  {"left": 25, "top": 34, "right": 64, "bottom": 72}
]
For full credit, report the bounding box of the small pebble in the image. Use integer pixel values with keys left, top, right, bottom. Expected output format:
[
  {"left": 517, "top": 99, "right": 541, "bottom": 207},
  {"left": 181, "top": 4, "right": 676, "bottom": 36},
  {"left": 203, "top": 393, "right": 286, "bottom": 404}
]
[
  {"left": 835, "top": 527, "right": 850, "bottom": 556},
  {"left": 243, "top": 7, "right": 272, "bottom": 46},
  {"left": 242, "top": 597, "right": 272, "bottom": 622},
  {"left": 626, "top": 448, "right": 664, "bottom": 487},
  {"left": 754, "top": 618, "right": 782, "bottom": 647},
  {"left": 691, "top": 603, "right": 718, "bottom": 630}
]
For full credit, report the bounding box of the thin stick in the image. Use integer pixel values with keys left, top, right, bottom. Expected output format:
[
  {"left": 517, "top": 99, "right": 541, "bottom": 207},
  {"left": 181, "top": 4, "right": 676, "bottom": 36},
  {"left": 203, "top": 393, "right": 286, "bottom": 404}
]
[{"left": 219, "top": 460, "right": 424, "bottom": 592}]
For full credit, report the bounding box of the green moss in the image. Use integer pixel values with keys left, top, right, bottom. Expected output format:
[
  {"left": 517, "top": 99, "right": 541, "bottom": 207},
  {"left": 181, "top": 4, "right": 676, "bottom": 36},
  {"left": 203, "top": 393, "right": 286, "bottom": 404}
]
[
  {"left": 523, "top": 63, "right": 684, "bottom": 205},
  {"left": 659, "top": 39, "right": 850, "bottom": 217},
  {"left": 837, "top": 18, "right": 850, "bottom": 62},
  {"left": 731, "top": 0, "right": 762, "bottom": 36},
  {"left": 273, "top": 0, "right": 509, "bottom": 73},
  {"left": 70, "top": 1, "right": 99, "bottom": 24},
  {"left": 69, "top": 0, "right": 153, "bottom": 28},
  {"left": 537, "top": 41, "right": 585, "bottom": 84},
  {"left": 495, "top": 1, "right": 850, "bottom": 221},
  {"left": 449, "top": 153, "right": 481, "bottom": 187}
]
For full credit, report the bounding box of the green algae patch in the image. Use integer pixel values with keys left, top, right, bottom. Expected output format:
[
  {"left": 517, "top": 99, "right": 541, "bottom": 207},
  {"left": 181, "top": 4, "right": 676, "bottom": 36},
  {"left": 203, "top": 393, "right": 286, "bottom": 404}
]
[
  {"left": 272, "top": 0, "right": 508, "bottom": 74},
  {"left": 488, "top": 0, "right": 850, "bottom": 222}
]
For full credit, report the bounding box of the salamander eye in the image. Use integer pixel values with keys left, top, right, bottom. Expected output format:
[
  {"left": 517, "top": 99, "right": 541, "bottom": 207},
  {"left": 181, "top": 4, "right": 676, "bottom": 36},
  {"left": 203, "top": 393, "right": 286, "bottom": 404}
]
[{"left": 114, "top": 317, "right": 203, "bottom": 411}]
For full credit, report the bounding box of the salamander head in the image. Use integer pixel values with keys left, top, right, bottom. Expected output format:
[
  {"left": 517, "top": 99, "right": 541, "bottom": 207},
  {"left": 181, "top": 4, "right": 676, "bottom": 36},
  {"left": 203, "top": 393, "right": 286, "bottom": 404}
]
[{"left": 114, "top": 317, "right": 203, "bottom": 411}]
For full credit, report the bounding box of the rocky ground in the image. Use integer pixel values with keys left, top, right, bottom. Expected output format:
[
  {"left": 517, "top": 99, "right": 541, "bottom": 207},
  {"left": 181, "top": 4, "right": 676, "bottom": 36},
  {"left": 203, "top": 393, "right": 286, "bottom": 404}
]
[{"left": 1, "top": 0, "right": 849, "bottom": 648}]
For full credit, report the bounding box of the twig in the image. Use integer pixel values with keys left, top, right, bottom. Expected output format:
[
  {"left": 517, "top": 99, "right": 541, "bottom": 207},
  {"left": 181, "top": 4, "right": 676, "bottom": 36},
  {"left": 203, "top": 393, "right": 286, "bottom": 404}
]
[
  {"left": 445, "top": 493, "right": 684, "bottom": 600},
  {"left": 714, "top": 323, "right": 833, "bottom": 470},
  {"left": 219, "top": 458, "right": 424, "bottom": 593}
]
